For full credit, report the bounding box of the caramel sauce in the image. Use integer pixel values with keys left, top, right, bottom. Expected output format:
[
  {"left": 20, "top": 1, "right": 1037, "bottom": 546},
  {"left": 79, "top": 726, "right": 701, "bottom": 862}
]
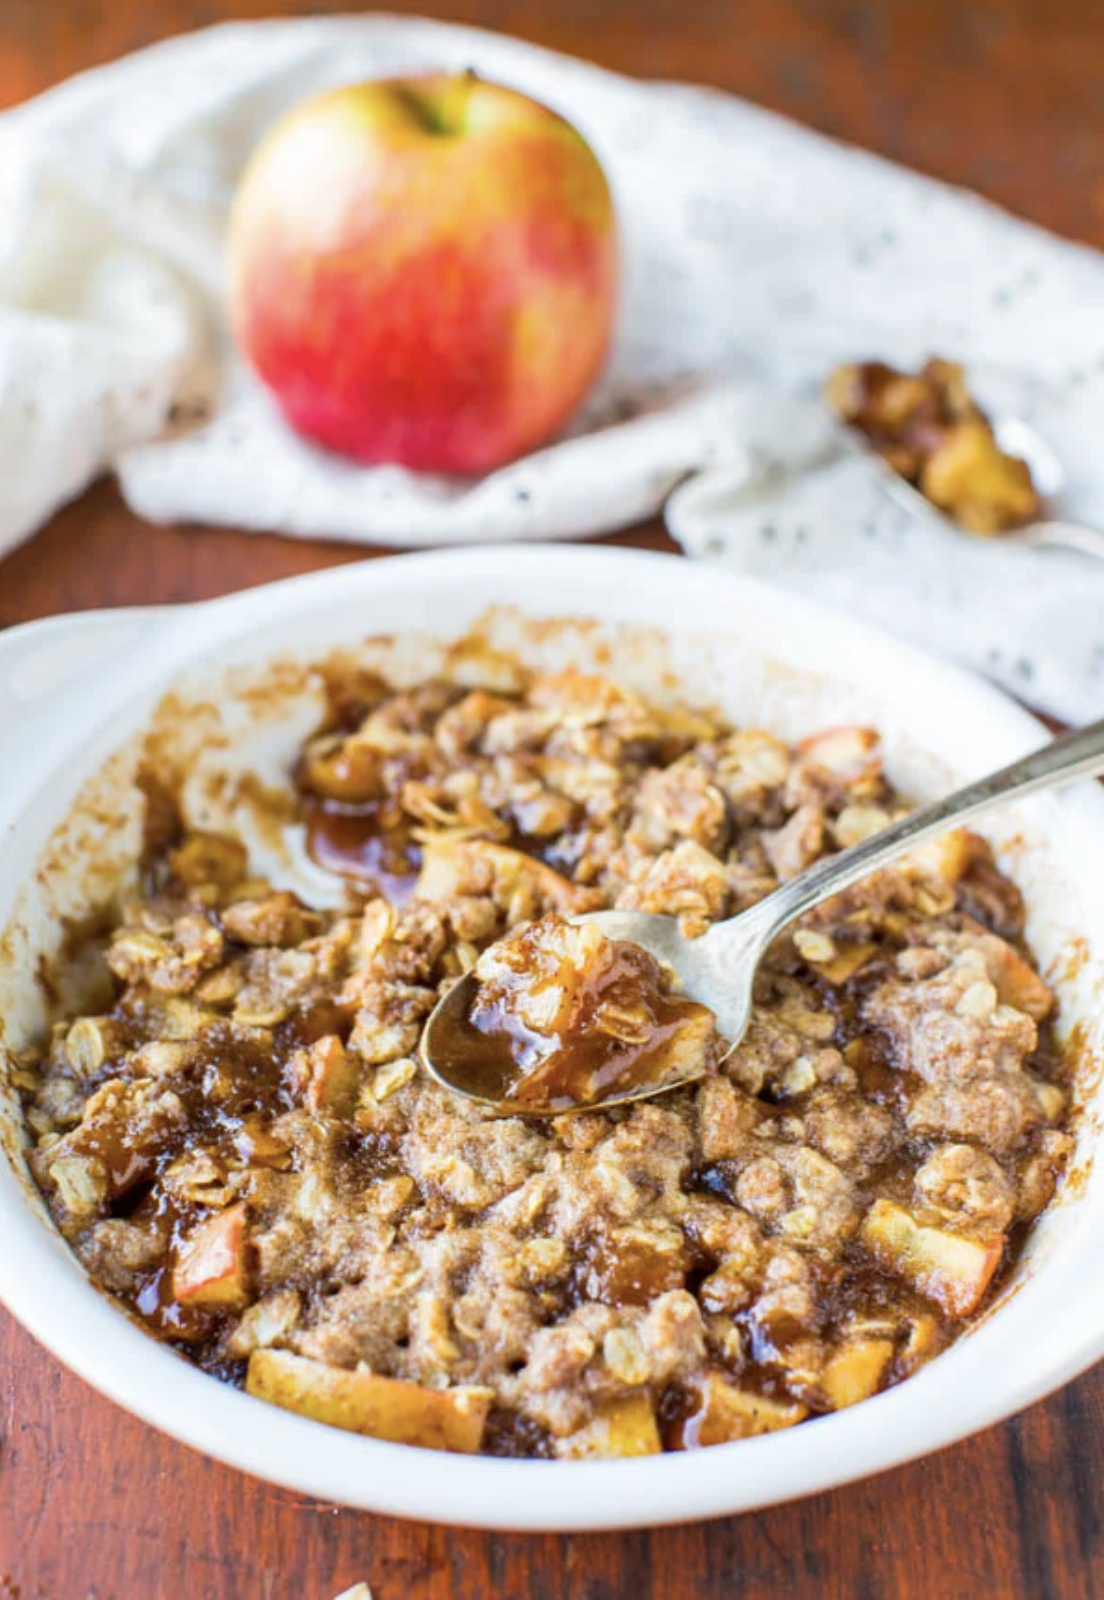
[
  {"left": 135, "top": 1261, "right": 212, "bottom": 1342},
  {"left": 77, "top": 1010, "right": 328, "bottom": 1347},
  {"left": 664, "top": 1389, "right": 714, "bottom": 1451},
  {"left": 303, "top": 798, "right": 422, "bottom": 904},
  {"left": 482, "top": 1408, "right": 555, "bottom": 1459},
  {"left": 581, "top": 1234, "right": 689, "bottom": 1307}
]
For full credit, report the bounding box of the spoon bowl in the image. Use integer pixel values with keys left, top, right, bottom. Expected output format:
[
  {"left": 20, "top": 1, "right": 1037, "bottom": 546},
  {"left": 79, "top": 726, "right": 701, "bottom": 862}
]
[
  {"left": 837, "top": 409, "right": 1104, "bottom": 560},
  {"left": 419, "top": 960, "right": 721, "bottom": 1117}
]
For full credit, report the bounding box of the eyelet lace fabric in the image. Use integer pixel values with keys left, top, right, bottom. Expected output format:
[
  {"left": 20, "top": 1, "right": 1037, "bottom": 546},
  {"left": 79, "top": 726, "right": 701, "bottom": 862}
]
[{"left": 1, "top": 17, "right": 1103, "bottom": 715}]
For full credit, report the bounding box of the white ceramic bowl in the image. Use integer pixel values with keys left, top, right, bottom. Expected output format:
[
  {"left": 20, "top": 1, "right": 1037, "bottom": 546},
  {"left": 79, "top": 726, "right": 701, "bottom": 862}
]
[{"left": 1, "top": 545, "right": 1103, "bottom": 1531}]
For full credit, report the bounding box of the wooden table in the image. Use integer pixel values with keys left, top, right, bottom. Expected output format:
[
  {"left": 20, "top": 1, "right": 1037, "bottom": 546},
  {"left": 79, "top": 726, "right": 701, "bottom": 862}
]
[{"left": 3, "top": 3, "right": 1104, "bottom": 1596}]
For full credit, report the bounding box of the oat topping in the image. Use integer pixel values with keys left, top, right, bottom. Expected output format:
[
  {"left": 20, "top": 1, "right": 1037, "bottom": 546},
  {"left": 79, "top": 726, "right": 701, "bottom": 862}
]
[{"left": 17, "top": 659, "right": 1074, "bottom": 1458}]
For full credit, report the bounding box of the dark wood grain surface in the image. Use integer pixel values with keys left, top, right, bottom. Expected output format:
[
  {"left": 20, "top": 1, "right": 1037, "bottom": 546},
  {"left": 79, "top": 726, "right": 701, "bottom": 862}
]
[{"left": 3, "top": 3, "right": 1104, "bottom": 1596}]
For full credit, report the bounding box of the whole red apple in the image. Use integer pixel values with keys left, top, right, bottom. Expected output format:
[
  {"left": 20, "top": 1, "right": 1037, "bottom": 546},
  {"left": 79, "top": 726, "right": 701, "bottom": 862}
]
[{"left": 228, "top": 73, "right": 619, "bottom": 475}]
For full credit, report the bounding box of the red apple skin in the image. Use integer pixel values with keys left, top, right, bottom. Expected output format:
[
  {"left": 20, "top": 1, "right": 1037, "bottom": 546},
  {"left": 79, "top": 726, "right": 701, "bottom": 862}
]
[{"left": 229, "top": 74, "right": 619, "bottom": 475}]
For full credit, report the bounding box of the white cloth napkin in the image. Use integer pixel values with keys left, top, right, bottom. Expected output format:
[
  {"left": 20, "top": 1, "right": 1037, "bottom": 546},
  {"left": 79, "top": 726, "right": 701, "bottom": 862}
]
[{"left": 1, "top": 17, "right": 1103, "bottom": 720}]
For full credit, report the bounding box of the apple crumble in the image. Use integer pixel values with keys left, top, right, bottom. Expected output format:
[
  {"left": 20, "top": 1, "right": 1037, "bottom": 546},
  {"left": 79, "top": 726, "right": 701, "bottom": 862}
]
[
  {"left": 16, "top": 663, "right": 1074, "bottom": 1458},
  {"left": 826, "top": 357, "right": 1042, "bottom": 534}
]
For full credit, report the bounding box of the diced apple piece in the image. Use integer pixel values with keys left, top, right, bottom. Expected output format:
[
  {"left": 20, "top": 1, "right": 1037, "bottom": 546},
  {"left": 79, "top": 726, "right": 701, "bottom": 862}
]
[
  {"left": 46, "top": 1155, "right": 109, "bottom": 1233},
  {"left": 246, "top": 1350, "right": 491, "bottom": 1453},
  {"left": 952, "top": 913, "right": 1053, "bottom": 1021},
  {"left": 812, "top": 941, "right": 878, "bottom": 986},
  {"left": 988, "top": 942, "right": 1053, "bottom": 1021},
  {"left": 292, "top": 1033, "right": 360, "bottom": 1117},
  {"left": 819, "top": 1337, "right": 895, "bottom": 1410},
  {"left": 796, "top": 726, "right": 880, "bottom": 781},
  {"left": 659, "top": 1004, "right": 721, "bottom": 1078},
  {"left": 1032, "top": 1080, "right": 1066, "bottom": 1122},
  {"left": 299, "top": 737, "right": 387, "bottom": 803},
  {"left": 444, "top": 687, "right": 518, "bottom": 727},
  {"left": 676, "top": 1372, "right": 808, "bottom": 1449},
  {"left": 227, "top": 1289, "right": 301, "bottom": 1358},
  {"left": 172, "top": 1203, "right": 249, "bottom": 1309},
  {"left": 898, "top": 1311, "right": 943, "bottom": 1375},
  {"left": 235, "top": 1116, "right": 292, "bottom": 1170},
  {"left": 902, "top": 828, "right": 976, "bottom": 885},
  {"left": 557, "top": 1395, "right": 662, "bottom": 1459},
  {"left": 859, "top": 1198, "right": 1004, "bottom": 1318},
  {"left": 832, "top": 804, "right": 891, "bottom": 848}
]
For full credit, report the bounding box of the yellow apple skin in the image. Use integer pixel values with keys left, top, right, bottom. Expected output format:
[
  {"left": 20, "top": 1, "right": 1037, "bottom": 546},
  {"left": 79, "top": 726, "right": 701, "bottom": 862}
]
[{"left": 229, "top": 73, "right": 619, "bottom": 475}]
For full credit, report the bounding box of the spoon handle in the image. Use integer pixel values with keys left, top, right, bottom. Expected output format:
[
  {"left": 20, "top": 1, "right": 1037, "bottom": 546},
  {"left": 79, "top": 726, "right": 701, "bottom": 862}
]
[
  {"left": 743, "top": 716, "right": 1104, "bottom": 941},
  {"left": 1020, "top": 521, "right": 1104, "bottom": 561}
]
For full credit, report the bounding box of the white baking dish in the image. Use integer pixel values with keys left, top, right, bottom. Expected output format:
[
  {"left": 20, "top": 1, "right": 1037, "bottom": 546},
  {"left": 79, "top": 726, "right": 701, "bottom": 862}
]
[{"left": 1, "top": 544, "right": 1102, "bottom": 1531}]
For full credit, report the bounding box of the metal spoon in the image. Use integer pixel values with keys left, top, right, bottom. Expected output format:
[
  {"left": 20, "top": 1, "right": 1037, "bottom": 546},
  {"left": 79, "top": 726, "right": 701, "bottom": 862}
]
[
  {"left": 421, "top": 715, "right": 1104, "bottom": 1115},
  {"left": 836, "top": 411, "right": 1104, "bottom": 559}
]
